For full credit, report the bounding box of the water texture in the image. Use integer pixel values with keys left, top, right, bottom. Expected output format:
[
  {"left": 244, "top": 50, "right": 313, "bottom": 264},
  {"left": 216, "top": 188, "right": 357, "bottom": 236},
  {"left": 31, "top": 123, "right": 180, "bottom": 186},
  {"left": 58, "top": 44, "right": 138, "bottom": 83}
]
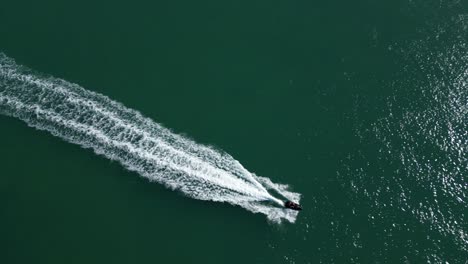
[{"left": 0, "top": 53, "right": 300, "bottom": 223}]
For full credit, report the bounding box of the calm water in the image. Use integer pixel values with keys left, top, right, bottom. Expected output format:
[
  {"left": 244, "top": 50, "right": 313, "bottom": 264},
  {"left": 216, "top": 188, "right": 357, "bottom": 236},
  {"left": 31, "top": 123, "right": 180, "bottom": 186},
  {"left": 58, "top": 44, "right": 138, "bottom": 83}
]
[{"left": 1, "top": 1, "right": 466, "bottom": 263}]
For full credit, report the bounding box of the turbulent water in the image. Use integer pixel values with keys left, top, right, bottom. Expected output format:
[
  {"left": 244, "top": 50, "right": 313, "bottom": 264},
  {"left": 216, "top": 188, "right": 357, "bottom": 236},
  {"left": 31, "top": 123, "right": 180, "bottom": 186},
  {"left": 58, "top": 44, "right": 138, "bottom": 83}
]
[{"left": 0, "top": 53, "right": 300, "bottom": 223}]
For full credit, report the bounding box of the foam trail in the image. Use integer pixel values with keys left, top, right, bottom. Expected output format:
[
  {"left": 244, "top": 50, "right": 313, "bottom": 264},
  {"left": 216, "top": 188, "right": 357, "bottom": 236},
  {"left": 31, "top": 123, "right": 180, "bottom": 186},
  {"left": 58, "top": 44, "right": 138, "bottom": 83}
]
[{"left": 0, "top": 53, "right": 300, "bottom": 223}]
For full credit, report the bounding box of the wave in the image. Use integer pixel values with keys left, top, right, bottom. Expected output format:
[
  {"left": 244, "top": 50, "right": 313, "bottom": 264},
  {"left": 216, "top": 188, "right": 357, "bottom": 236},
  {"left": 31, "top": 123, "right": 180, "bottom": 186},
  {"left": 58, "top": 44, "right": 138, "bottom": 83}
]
[{"left": 0, "top": 53, "right": 300, "bottom": 223}]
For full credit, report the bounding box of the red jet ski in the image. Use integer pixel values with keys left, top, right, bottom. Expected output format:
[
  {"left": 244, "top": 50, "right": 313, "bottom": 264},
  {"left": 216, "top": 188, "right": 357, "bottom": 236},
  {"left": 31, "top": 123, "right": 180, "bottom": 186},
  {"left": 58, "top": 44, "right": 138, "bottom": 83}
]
[{"left": 284, "top": 200, "right": 302, "bottom": 211}]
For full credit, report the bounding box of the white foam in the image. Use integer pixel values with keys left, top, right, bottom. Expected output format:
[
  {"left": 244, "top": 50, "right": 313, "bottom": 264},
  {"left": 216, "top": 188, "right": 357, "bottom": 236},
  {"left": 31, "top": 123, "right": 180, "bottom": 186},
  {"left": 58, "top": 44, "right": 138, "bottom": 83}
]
[{"left": 0, "top": 53, "right": 300, "bottom": 223}]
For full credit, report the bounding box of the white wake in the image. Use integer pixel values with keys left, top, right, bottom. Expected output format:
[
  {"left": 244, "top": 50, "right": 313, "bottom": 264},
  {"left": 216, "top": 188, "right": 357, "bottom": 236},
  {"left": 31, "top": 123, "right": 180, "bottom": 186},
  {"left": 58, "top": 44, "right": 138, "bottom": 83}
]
[{"left": 0, "top": 53, "right": 300, "bottom": 223}]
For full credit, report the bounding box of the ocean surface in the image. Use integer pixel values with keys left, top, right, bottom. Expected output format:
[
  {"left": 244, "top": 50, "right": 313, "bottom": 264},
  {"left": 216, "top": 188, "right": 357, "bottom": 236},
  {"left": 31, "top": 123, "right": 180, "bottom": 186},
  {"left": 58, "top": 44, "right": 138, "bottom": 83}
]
[{"left": 0, "top": 1, "right": 466, "bottom": 263}]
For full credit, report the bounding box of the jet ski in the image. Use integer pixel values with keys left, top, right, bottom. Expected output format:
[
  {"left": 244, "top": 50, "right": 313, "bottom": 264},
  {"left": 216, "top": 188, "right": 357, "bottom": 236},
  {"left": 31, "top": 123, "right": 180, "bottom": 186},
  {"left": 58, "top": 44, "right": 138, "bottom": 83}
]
[{"left": 284, "top": 200, "right": 302, "bottom": 211}]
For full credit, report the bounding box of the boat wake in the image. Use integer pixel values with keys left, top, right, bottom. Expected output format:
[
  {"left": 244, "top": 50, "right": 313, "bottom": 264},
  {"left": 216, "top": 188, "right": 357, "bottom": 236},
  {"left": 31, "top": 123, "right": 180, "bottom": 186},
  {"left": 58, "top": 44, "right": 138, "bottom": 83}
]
[{"left": 0, "top": 53, "right": 300, "bottom": 223}]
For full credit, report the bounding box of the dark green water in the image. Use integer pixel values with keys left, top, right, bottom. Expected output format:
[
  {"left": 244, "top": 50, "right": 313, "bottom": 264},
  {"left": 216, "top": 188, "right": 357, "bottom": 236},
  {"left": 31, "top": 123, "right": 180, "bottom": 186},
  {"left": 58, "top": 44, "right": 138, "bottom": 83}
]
[{"left": 1, "top": 1, "right": 466, "bottom": 263}]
